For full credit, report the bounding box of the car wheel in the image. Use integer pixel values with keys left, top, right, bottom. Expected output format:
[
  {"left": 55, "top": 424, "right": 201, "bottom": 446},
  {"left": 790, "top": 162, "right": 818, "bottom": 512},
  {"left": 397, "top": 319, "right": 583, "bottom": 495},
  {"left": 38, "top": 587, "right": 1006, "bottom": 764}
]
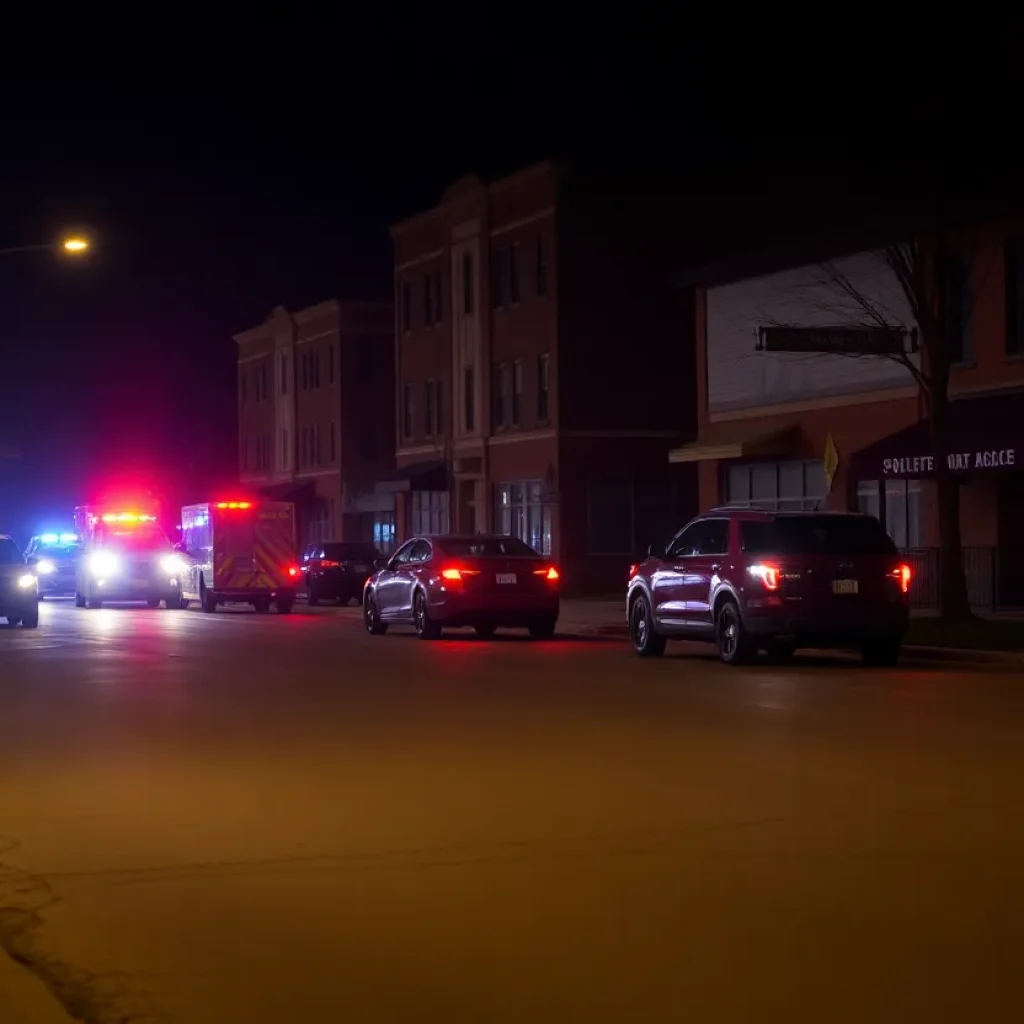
[
  {"left": 275, "top": 597, "right": 294, "bottom": 615},
  {"left": 475, "top": 623, "right": 497, "bottom": 639},
  {"left": 253, "top": 598, "right": 271, "bottom": 613},
  {"left": 764, "top": 640, "right": 796, "bottom": 664},
  {"left": 5, "top": 615, "right": 21, "bottom": 626},
  {"left": 364, "top": 594, "right": 387, "bottom": 635},
  {"left": 413, "top": 590, "right": 441, "bottom": 640},
  {"left": 21, "top": 603, "right": 39, "bottom": 628},
  {"left": 528, "top": 618, "right": 557, "bottom": 640},
  {"left": 200, "top": 582, "right": 216, "bottom": 613},
  {"left": 146, "top": 597, "right": 161, "bottom": 608},
  {"left": 861, "top": 636, "right": 902, "bottom": 666},
  {"left": 630, "top": 595, "right": 666, "bottom": 658},
  {"left": 74, "top": 591, "right": 86, "bottom": 608},
  {"left": 716, "top": 599, "right": 752, "bottom": 665},
  {"left": 307, "top": 585, "right": 320, "bottom": 607}
]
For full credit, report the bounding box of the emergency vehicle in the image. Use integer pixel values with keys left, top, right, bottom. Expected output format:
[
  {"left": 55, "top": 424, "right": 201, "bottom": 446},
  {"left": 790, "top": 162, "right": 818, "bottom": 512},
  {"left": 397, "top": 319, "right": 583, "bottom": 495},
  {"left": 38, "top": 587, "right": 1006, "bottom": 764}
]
[
  {"left": 178, "top": 500, "right": 299, "bottom": 613},
  {"left": 74, "top": 504, "right": 186, "bottom": 609}
]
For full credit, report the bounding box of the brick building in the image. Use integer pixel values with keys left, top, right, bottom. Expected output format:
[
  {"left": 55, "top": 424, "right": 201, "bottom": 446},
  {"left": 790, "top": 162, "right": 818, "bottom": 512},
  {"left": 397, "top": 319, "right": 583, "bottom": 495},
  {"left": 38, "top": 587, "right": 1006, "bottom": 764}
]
[
  {"left": 235, "top": 299, "right": 395, "bottom": 548},
  {"left": 383, "top": 161, "right": 697, "bottom": 588},
  {"left": 669, "top": 228, "right": 1024, "bottom": 610}
]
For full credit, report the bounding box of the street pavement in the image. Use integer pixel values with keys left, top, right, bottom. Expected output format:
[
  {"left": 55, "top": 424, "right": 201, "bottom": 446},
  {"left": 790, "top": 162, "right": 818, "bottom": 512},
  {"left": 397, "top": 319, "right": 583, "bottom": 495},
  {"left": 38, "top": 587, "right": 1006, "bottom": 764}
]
[{"left": 2, "top": 599, "right": 1024, "bottom": 1022}]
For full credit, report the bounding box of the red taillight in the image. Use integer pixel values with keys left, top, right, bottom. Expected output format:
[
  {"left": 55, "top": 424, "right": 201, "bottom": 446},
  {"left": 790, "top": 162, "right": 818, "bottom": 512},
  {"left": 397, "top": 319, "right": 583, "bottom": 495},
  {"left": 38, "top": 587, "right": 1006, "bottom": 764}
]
[
  {"left": 748, "top": 563, "right": 780, "bottom": 591},
  {"left": 891, "top": 563, "right": 912, "bottom": 593},
  {"left": 441, "top": 566, "right": 480, "bottom": 581},
  {"left": 217, "top": 501, "right": 252, "bottom": 510},
  {"left": 533, "top": 566, "right": 560, "bottom": 581},
  {"left": 628, "top": 563, "right": 638, "bottom": 579},
  {"left": 320, "top": 560, "right": 340, "bottom": 568},
  {"left": 286, "top": 565, "right": 299, "bottom": 577}
]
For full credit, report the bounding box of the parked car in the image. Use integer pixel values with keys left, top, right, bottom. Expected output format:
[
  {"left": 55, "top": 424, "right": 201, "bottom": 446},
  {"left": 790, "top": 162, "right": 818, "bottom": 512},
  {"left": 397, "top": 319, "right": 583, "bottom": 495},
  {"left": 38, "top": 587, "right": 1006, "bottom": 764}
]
[
  {"left": 300, "top": 542, "right": 383, "bottom": 605},
  {"left": 363, "top": 534, "right": 560, "bottom": 639},
  {"left": 627, "top": 508, "right": 911, "bottom": 665},
  {"left": 1, "top": 534, "right": 39, "bottom": 627}
]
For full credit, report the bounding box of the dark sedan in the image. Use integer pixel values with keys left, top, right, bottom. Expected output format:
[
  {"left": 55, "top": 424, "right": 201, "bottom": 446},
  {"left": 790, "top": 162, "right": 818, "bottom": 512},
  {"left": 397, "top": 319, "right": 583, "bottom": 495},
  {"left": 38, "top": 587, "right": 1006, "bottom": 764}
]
[
  {"left": 363, "top": 534, "right": 560, "bottom": 639},
  {"left": 303, "top": 542, "right": 382, "bottom": 605}
]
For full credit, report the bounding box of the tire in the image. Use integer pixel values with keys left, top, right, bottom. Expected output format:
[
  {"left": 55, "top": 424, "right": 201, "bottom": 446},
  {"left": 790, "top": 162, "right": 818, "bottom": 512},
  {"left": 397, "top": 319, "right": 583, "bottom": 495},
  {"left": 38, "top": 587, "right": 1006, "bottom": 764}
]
[
  {"left": 861, "top": 636, "right": 902, "bottom": 666},
  {"left": 364, "top": 594, "right": 387, "bottom": 635},
  {"left": 413, "top": 590, "right": 441, "bottom": 640},
  {"left": 5, "top": 615, "right": 20, "bottom": 626},
  {"left": 475, "top": 623, "right": 497, "bottom": 639},
  {"left": 253, "top": 598, "right": 271, "bottom": 613},
  {"left": 764, "top": 640, "right": 796, "bottom": 664},
  {"left": 528, "top": 618, "right": 557, "bottom": 640},
  {"left": 146, "top": 597, "right": 161, "bottom": 608},
  {"left": 275, "top": 598, "right": 294, "bottom": 615},
  {"left": 307, "top": 586, "right": 320, "bottom": 607},
  {"left": 165, "top": 590, "right": 186, "bottom": 609},
  {"left": 21, "top": 603, "right": 39, "bottom": 628},
  {"left": 716, "top": 599, "right": 752, "bottom": 665},
  {"left": 630, "top": 595, "right": 666, "bottom": 657},
  {"left": 201, "top": 582, "right": 216, "bottom": 614},
  {"left": 74, "top": 591, "right": 86, "bottom": 608}
]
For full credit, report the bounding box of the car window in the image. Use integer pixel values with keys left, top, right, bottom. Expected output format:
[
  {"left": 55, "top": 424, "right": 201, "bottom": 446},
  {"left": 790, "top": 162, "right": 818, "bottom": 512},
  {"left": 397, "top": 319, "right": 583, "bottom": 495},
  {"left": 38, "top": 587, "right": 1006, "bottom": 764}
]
[
  {"left": 439, "top": 537, "right": 537, "bottom": 557},
  {"left": 391, "top": 541, "right": 417, "bottom": 566},
  {"left": 666, "top": 522, "right": 703, "bottom": 558},
  {"left": 408, "top": 540, "right": 432, "bottom": 563},
  {"left": 696, "top": 519, "right": 729, "bottom": 556},
  {"left": 742, "top": 515, "right": 897, "bottom": 555}
]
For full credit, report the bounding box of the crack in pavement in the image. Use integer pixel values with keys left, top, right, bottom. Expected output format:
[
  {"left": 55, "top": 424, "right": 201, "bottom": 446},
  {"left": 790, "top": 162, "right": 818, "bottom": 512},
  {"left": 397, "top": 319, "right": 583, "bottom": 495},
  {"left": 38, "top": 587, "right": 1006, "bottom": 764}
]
[{"left": 0, "top": 837, "right": 160, "bottom": 1024}]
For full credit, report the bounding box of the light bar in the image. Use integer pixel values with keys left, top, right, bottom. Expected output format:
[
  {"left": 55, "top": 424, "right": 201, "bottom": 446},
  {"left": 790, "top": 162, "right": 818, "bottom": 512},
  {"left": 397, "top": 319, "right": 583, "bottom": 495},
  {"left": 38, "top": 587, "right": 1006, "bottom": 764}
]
[
  {"left": 60, "top": 532, "right": 78, "bottom": 543},
  {"left": 40, "top": 532, "right": 58, "bottom": 543},
  {"left": 100, "top": 512, "right": 157, "bottom": 523},
  {"left": 216, "top": 501, "right": 252, "bottom": 509}
]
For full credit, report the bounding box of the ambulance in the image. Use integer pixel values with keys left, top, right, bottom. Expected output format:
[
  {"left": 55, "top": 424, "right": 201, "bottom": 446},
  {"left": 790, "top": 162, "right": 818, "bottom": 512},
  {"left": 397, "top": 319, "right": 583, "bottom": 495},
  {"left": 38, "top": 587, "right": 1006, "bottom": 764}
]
[
  {"left": 178, "top": 500, "right": 299, "bottom": 613},
  {"left": 74, "top": 503, "right": 186, "bottom": 609}
]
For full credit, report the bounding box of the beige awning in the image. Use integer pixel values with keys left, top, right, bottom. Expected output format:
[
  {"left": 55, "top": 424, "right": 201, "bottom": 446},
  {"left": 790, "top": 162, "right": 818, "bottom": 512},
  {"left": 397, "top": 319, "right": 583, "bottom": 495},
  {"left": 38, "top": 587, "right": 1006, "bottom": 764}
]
[{"left": 668, "top": 423, "right": 799, "bottom": 464}]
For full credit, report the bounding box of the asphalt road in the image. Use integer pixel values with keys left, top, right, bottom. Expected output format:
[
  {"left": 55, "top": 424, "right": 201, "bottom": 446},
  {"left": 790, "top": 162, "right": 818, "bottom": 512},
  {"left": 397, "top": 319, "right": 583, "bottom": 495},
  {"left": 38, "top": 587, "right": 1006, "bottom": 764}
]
[{"left": 2, "top": 599, "right": 1024, "bottom": 1023}]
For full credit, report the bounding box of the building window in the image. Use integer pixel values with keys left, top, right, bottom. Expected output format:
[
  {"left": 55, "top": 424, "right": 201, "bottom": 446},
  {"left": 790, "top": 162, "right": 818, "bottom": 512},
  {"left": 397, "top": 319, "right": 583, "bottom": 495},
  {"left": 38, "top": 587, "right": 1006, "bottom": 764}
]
[
  {"left": 725, "top": 460, "right": 826, "bottom": 511},
  {"left": 373, "top": 513, "right": 396, "bottom": 553},
  {"left": 411, "top": 491, "right": 449, "bottom": 536},
  {"left": 464, "top": 366, "right": 475, "bottom": 432},
  {"left": 492, "top": 362, "right": 508, "bottom": 429},
  {"left": 875, "top": 479, "right": 922, "bottom": 549},
  {"left": 315, "top": 424, "right": 323, "bottom": 466},
  {"left": 462, "top": 252, "right": 474, "bottom": 315},
  {"left": 508, "top": 243, "right": 519, "bottom": 304},
  {"left": 947, "top": 253, "right": 973, "bottom": 364},
  {"left": 433, "top": 271, "right": 443, "bottom": 324},
  {"left": 281, "top": 428, "right": 289, "bottom": 470},
  {"left": 424, "top": 273, "right": 434, "bottom": 326},
  {"left": 424, "top": 380, "right": 436, "bottom": 437},
  {"left": 330, "top": 421, "right": 336, "bottom": 462},
  {"left": 537, "top": 353, "right": 550, "bottom": 422},
  {"left": 491, "top": 247, "right": 507, "bottom": 309},
  {"left": 496, "top": 481, "right": 552, "bottom": 556},
  {"left": 328, "top": 346, "right": 335, "bottom": 385},
  {"left": 511, "top": 360, "right": 522, "bottom": 426},
  {"left": 300, "top": 351, "right": 308, "bottom": 391},
  {"left": 1006, "top": 238, "right": 1024, "bottom": 356},
  {"left": 313, "top": 351, "right": 321, "bottom": 389},
  {"left": 280, "top": 352, "right": 288, "bottom": 394},
  {"left": 401, "top": 281, "right": 412, "bottom": 332},
  {"left": 402, "top": 383, "right": 414, "bottom": 440},
  {"left": 536, "top": 234, "right": 548, "bottom": 297}
]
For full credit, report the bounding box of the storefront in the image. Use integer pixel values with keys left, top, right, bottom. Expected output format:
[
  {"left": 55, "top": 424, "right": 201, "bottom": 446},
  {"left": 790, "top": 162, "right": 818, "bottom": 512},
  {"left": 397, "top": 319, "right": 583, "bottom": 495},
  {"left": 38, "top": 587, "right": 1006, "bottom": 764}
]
[{"left": 849, "top": 389, "right": 1024, "bottom": 609}]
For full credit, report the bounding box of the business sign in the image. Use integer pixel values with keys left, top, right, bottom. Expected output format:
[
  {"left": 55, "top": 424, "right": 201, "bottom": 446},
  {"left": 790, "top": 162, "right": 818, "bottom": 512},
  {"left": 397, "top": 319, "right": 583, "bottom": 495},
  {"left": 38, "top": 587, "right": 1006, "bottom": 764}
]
[
  {"left": 882, "top": 448, "right": 1018, "bottom": 476},
  {"left": 760, "top": 326, "right": 908, "bottom": 356}
]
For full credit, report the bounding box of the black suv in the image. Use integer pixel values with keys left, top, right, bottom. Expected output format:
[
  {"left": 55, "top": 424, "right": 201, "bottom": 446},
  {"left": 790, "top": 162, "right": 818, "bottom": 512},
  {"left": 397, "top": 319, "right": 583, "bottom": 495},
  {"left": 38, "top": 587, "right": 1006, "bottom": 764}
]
[{"left": 301, "top": 542, "right": 383, "bottom": 605}]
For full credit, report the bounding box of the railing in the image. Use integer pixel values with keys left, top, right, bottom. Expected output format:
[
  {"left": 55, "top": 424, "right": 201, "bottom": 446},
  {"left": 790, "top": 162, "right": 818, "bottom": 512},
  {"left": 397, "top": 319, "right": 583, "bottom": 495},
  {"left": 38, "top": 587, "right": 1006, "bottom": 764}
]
[{"left": 899, "top": 547, "right": 1001, "bottom": 612}]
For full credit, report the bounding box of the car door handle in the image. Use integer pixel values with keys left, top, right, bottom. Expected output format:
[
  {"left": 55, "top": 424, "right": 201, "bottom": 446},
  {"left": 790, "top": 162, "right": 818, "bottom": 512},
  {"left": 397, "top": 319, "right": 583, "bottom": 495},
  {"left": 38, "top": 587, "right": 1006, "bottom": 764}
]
[{"left": 710, "top": 564, "right": 722, "bottom": 573}]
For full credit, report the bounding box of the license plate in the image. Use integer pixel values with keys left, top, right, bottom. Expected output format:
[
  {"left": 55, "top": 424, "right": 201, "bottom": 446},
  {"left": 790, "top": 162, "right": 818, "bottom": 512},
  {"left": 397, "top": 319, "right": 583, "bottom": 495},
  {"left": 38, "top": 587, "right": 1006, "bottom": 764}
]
[
  {"left": 496, "top": 573, "right": 517, "bottom": 585},
  {"left": 832, "top": 579, "right": 858, "bottom": 595}
]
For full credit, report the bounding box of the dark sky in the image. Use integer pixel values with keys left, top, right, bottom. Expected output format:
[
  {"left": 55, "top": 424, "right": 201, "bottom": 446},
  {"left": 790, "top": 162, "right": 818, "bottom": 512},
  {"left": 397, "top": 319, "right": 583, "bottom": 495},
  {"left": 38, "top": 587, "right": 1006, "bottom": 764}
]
[{"left": 0, "top": 48, "right": 1017, "bottom": 540}]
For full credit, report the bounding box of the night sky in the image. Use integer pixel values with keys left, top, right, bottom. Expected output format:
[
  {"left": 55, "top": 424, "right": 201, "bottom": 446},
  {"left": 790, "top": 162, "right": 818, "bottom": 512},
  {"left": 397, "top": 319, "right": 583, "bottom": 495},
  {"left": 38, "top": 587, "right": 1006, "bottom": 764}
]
[{"left": 0, "top": 57, "right": 1015, "bottom": 542}]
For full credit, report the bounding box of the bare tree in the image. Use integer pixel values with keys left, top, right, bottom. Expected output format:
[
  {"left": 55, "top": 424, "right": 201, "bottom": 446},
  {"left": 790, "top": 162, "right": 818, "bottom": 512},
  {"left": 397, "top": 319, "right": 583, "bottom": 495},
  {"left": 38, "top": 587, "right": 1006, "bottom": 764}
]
[{"left": 819, "top": 237, "right": 979, "bottom": 621}]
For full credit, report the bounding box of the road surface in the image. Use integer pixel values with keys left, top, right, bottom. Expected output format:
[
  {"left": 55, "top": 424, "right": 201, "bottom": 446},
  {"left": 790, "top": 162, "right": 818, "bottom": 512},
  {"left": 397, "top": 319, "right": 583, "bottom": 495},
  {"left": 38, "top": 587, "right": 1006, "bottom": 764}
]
[{"left": 2, "top": 599, "right": 1024, "bottom": 1022}]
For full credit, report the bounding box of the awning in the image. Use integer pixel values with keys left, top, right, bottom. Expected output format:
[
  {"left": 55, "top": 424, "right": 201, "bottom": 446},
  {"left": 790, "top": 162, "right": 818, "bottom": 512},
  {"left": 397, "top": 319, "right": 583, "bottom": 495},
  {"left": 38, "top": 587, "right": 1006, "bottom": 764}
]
[
  {"left": 668, "top": 423, "right": 799, "bottom": 464},
  {"left": 849, "top": 390, "right": 1024, "bottom": 479},
  {"left": 374, "top": 460, "right": 447, "bottom": 494}
]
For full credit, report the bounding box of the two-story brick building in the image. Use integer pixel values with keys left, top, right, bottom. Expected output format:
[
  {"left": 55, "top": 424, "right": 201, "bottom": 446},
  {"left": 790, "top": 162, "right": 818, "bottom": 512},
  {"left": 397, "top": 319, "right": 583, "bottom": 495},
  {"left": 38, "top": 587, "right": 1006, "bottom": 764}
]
[
  {"left": 668, "top": 229, "right": 1024, "bottom": 610},
  {"left": 235, "top": 299, "right": 396, "bottom": 549},
  {"left": 384, "top": 161, "right": 697, "bottom": 588}
]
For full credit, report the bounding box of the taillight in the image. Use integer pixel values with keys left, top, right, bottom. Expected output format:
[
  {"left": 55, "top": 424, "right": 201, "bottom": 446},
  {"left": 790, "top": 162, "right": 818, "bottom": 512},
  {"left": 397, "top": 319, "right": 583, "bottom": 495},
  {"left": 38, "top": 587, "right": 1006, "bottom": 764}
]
[
  {"left": 891, "top": 563, "right": 911, "bottom": 594},
  {"left": 320, "top": 560, "right": 340, "bottom": 568},
  {"left": 286, "top": 565, "right": 299, "bottom": 577},
  {"left": 748, "top": 563, "right": 780, "bottom": 591},
  {"left": 440, "top": 566, "right": 480, "bottom": 581},
  {"left": 628, "top": 563, "right": 638, "bottom": 579},
  {"left": 532, "top": 566, "right": 560, "bottom": 581}
]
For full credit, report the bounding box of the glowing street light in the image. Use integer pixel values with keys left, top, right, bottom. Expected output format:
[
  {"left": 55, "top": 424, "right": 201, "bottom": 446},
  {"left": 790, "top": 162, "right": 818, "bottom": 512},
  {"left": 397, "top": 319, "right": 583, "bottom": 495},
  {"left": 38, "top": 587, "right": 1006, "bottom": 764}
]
[
  {"left": 61, "top": 236, "right": 89, "bottom": 254},
  {"left": 0, "top": 229, "right": 94, "bottom": 259}
]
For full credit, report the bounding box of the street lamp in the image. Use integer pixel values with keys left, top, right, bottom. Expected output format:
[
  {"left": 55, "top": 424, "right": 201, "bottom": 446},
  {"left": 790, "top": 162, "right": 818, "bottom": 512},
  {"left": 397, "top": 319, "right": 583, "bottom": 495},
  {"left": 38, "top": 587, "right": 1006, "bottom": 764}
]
[{"left": 0, "top": 233, "right": 92, "bottom": 258}]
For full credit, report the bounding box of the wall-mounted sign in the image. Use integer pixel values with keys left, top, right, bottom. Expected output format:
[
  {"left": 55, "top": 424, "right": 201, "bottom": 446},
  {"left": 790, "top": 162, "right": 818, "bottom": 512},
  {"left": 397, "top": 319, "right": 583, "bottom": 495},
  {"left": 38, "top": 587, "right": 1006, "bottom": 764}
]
[
  {"left": 823, "top": 433, "right": 839, "bottom": 492},
  {"left": 759, "top": 326, "right": 909, "bottom": 356},
  {"left": 882, "top": 448, "right": 1018, "bottom": 476}
]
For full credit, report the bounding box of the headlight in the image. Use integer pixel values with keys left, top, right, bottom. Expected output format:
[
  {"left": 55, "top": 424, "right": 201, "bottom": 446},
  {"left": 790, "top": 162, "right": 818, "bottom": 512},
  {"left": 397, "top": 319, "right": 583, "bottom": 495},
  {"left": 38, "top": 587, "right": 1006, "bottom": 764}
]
[
  {"left": 160, "top": 554, "right": 186, "bottom": 575},
  {"left": 17, "top": 573, "right": 36, "bottom": 589},
  {"left": 89, "top": 551, "right": 118, "bottom": 576},
  {"left": 35, "top": 559, "right": 56, "bottom": 575}
]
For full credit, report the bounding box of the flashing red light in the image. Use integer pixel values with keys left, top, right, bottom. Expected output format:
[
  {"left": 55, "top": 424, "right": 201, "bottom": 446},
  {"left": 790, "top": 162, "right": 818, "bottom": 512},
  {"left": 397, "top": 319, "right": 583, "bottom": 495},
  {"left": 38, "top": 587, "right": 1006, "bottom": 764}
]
[
  {"left": 216, "top": 501, "right": 252, "bottom": 510},
  {"left": 286, "top": 565, "right": 300, "bottom": 577},
  {"left": 320, "top": 559, "right": 340, "bottom": 569},
  {"left": 441, "top": 566, "right": 480, "bottom": 582},
  {"left": 532, "top": 566, "right": 560, "bottom": 581},
  {"left": 749, "top": 563, "right": 780, "bottom": 591},
  {"left": 892, "top": 563, "right": 912, "bottom": 594},
  {"left": 100, "top": 512, "right": 155, "bottom": 524}
]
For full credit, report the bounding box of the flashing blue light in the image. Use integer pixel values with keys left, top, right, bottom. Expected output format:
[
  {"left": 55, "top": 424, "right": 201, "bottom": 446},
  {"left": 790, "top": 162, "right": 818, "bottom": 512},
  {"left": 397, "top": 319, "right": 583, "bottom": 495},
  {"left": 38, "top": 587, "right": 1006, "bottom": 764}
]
[
  {"left": 40, "top": 533, "right": 59, "bottom": 543},
  {"left": 60, "top": 532, "right": 78, "bottom": 543}
]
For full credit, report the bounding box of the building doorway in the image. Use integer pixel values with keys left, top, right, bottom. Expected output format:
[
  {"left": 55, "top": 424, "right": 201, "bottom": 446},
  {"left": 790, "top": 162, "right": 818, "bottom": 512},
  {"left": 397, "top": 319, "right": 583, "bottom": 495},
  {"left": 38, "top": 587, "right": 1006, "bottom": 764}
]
[{"left": 997, "top": 474, "right": 1024, "bottom": 607}]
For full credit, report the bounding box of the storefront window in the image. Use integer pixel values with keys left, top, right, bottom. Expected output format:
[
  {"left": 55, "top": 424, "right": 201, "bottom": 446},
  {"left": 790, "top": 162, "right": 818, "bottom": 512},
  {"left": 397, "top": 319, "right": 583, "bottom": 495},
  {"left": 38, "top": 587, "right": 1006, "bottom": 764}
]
[
  {"left": 411, "top": 490, "right": 449, "bottom": 536},
  {"left": 372, "top": 514, "right": 396, "bottom": 553},
  {"left": 856, "top": 480, "right": 881, "bottom": 521},
  {"left": 496, "top": 480, "right": 552, "bottom": 555},
  {"left": 884, "top": 479, "right": 922, "bottom": 549},
  {"left": 726, "top": 460, "right": 826, "bottom": 511}
]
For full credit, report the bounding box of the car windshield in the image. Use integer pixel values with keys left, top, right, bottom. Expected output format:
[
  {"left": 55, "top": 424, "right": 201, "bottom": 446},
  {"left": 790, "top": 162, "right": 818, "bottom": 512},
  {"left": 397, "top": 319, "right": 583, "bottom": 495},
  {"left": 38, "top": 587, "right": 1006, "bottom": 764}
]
[
  {"left": 742, "top": 515, "right": 897, "bottom": 556},
  {"left": 0, "top": 538, "right": 23, "bottom": 564},
  {"left": 37, "top": 544, "right": 80, "bottom": 557},
  {"left": 322, "top": 543, "right": 379, "bottom": 560},
  {"left": 96, "top": 524, "right": 171, "bottom": 552},
  {"left": 439, "top": 536, "right": 539, "bottom": 557}
]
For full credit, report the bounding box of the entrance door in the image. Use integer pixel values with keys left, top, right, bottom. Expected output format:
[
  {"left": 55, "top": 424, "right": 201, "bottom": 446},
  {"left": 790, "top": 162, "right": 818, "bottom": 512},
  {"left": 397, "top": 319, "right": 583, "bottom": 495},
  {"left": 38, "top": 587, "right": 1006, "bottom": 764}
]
[{"left": 997, "top": 474, "right": 1024, "bottom": 607}]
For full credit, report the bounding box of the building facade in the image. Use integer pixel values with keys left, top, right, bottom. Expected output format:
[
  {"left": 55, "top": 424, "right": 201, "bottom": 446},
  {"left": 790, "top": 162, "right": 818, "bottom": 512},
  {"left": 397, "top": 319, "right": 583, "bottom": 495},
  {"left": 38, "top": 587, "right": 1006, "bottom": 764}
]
[
  {"left": 385, "top": 161, "right": 696, "bottom": 588},
  {"left": 235, "top": 299, "right": 395, "bottom": 549},
  {"left": 669, "top": 229, "right": 1024, "bottom": 609}
]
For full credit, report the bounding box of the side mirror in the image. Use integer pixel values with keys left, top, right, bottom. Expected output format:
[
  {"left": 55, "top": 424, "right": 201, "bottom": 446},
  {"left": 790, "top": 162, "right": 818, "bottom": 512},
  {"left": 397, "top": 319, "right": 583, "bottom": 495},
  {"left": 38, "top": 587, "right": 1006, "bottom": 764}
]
[{"left": 373, "top": 558, "right": 386, "bottom": 570}]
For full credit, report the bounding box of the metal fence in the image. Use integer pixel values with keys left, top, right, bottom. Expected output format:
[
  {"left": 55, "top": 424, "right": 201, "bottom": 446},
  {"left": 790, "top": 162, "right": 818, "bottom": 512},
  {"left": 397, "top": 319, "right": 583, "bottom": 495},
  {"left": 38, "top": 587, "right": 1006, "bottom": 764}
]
[{"left": 900, "top": 547, "right": 1000, "bottom": 612}]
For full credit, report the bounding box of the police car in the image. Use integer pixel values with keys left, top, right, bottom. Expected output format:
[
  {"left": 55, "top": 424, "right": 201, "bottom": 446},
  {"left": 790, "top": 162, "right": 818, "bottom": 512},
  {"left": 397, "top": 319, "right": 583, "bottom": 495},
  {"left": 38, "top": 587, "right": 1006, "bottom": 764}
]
[{"left": 24, "top": 531, "right": 80, "bottom": 599}]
